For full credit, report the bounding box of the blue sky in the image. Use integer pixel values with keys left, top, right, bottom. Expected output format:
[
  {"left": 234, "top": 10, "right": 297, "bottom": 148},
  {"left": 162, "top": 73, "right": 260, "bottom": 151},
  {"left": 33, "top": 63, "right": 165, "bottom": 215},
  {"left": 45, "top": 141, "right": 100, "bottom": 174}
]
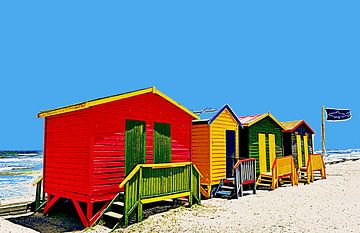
[{"left": 0, "top": 1, "right": 358, "bottom": 150}]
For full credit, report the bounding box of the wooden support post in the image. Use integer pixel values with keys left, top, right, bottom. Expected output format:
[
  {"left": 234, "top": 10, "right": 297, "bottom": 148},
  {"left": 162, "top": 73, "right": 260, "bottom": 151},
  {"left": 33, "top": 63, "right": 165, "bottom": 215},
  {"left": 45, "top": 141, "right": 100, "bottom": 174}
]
[
  {"left": 137, "top": 168, "right": 143, "bottom": 222},
  {"left": 89, "top": 201, "right": 110, "bottom": 226},
  {"left": 35, "top": 180, "right": 42, "bottom": 210},
  {"left": 253, "top": 160, "right": 257, "bottom": 194},
  {"left": 87, "top": 202, "right": 93, "bottom": 223},
  {"left": 189, "top": 165, "right": 193, "bottom": 206},
  {"left": 124, "top": 183, "right": 129, "bottom": 227},
  {"left": 72, "top": 199, "right": 89, "bottom": 227},
  {"left": 43, "top": 195, "right": 60, "bottom": 215},
  {"left": 239, "top": 183, "right": 243, "bottom": 197},
  {"left": 322, "top": 105, "right": 326, "bottom": 157}
]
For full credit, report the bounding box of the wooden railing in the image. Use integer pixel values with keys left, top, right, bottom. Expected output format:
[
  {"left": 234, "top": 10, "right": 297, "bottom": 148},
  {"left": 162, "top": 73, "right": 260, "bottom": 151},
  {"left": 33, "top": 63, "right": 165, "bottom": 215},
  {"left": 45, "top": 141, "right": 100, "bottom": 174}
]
[
  {"left": 310, "top": 154, "right": 326, "bottom": 179},
  {"left": 233, "top": 158, "right": 256, "bottom": 197},
  {"left": 119, "top": 162, "right": 202, "bottom": 226},
  {"left": 273, "top": 156, "right": 298, "bottom": 188},
  {"left": 299, "top": 154, "right": 326, "bottom": 184},
  {"left": 32, "top": 176, "right": 46, "bottom": 211}
]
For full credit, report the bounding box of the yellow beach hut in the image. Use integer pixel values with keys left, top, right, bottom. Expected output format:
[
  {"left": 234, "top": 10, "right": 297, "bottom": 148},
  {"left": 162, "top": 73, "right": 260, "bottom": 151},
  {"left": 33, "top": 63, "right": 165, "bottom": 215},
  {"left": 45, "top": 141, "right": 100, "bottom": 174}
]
[{"left": 192, "top": 105, "right": 241, "bottom": 198}]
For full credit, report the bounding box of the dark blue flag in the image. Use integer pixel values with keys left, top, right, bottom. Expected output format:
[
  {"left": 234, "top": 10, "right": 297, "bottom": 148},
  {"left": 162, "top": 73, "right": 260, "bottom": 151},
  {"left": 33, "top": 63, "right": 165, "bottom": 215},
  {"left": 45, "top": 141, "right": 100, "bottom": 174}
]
[{"left": 325, "top": 108, "right": 352, "bottom": 121}]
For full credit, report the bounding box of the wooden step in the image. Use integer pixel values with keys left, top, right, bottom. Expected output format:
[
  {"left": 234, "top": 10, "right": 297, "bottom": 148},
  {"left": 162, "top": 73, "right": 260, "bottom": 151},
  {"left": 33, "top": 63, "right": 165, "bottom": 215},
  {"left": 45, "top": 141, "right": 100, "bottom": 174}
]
[
  {"left": 260, "top": 175, "right": 273, "bottom": 180},
  {"left": 221, "top": 185, "right": 235, "bottom": 190},
  {"left": 176, "top": 197, "right": 189, "bottom": 203},
  {"left": 256, "top": 183, "right": 271, "bottom": 187},
  {"left": 0, "top": 202, "right": 31, "bottom": 216},
  {"left": 104, "top": 211, "right": 123, "bottom": 220},
  {"left": 113, "top": 201, "right": 124, "bottom": 207},
  {"left": 225, "top": 177, "right": 235, "bottom": 181},
  {"left": 216, "top": 190, "right": 232, "bottom": 196},
  {"left": 258, "top": 179, "right": 272, "bottom": 183}
]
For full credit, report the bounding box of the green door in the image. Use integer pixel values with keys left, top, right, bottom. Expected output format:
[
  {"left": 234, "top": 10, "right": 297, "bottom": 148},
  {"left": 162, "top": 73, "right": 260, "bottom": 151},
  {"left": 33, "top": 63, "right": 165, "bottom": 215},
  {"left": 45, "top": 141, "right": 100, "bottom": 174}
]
[
  {"left": 154, "top": 122, "right": 171, "bottom": 163},
  {"left": 125, "top": 120, "right": 146, "bottom": 175}
]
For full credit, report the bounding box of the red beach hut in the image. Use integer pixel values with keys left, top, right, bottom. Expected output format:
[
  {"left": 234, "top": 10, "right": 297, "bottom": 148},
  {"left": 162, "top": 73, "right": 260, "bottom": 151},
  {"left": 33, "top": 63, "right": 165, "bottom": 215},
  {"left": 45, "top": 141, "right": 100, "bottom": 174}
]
[{"left": 37, "top": 87, "right": 200, "bottom": 227}]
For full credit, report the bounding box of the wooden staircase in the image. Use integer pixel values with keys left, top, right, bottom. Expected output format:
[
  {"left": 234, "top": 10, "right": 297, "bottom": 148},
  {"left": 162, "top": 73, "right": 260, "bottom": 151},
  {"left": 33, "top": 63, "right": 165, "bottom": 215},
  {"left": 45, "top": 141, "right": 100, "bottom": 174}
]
[
  {"left": 256, "top": 172, "right": 277, "bottom": 189},
  {"left": 256, "top": 156, "right": 298, "bottom": 190},
  {"left": 101, "top": 192, "right": 125, "bottom": 231},
  {"left": 214, "top": 178, "right": 236, "bottom": 198},
  {"left": 298, "top": 167, "right": 311, "bottom": 184},
  {"left": 298, "top": 154, "right": 326, "bottom": 184},
  {"left": 32, "top": 176, "right": 47, "bottom": 212},
  {"left": 214, "top": 158, "right": 257, "bottom": 198}
]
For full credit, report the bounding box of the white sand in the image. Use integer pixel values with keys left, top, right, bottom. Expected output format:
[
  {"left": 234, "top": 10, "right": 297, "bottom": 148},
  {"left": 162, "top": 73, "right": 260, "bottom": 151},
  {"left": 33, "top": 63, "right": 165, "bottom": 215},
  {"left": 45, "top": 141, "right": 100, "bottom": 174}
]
[
  {"left": 112, "top": 160, "right": 360, "bottom": 233},
  {"left": 1, "top": 160, "right": 360, "bottom": 233}
]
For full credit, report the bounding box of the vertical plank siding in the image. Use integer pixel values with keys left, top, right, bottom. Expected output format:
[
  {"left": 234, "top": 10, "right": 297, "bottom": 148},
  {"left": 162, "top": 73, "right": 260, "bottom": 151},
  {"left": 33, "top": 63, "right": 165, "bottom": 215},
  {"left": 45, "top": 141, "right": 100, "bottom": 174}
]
[
  {"left": 122, "top": 163, "right": 201, "bottom": 226},
  {"left": 154, "top": 123, "right": 171, "bottom": 163},
  {"left": 191, "top": 124, "right": 211, "bottom": 184}
]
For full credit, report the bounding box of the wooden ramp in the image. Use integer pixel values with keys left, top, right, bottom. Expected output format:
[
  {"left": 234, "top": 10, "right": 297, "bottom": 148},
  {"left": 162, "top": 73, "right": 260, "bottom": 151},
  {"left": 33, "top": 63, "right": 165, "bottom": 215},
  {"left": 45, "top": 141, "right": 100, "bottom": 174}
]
[{"left": 256, "top": 156, "right": 298, "bottom": 190}]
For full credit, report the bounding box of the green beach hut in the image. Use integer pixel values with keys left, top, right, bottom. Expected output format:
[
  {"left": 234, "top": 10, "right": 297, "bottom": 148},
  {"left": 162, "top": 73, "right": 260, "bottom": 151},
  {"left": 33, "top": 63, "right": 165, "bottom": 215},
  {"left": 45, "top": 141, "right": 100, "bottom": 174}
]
[{"left": 238, "top": 113, "right": 286, "bottom": 174}]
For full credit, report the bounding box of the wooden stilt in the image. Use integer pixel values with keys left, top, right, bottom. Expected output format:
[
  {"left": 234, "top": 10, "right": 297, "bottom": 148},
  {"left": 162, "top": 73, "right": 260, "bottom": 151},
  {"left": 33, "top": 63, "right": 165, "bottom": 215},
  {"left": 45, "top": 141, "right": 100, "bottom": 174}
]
[
  {"left": 72, "top": 198, "right": 89, "bottom": 227},
  {"left": 43, "top": 195, "right": 60, "bottom": 215},
  {"left": 89, "top": 201, "right": 110, "bottom": 226},
  {"left": 86, "top": 201, "right": 93, "bottom": 223}
]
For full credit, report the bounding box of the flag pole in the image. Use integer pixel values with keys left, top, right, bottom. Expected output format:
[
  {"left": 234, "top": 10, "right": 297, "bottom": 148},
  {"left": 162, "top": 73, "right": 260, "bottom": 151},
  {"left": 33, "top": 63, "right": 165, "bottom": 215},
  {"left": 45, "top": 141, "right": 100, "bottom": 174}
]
[{"left": 321, "top": 105, "right": 326, "bottom": 157}]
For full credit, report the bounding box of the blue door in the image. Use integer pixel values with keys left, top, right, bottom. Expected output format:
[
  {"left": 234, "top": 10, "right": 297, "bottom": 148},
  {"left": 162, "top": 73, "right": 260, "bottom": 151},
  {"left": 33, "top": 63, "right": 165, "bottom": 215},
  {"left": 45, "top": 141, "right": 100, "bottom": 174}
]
[{"left": 226, "top": 130, "right": 236, "bottom": 178}]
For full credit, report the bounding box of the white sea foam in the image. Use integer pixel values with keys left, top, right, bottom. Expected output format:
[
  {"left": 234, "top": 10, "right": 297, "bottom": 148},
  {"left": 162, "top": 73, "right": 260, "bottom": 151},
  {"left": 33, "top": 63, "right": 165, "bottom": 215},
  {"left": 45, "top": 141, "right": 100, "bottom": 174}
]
[
  {"left": 0, "top": 157, "right": 43, "bottom": 163},
  {"left": 17, "top": 153, "right": 40, "bottom": 156},
  {"left": 0, "top": 166, "right": 29, "bottom": 172}
]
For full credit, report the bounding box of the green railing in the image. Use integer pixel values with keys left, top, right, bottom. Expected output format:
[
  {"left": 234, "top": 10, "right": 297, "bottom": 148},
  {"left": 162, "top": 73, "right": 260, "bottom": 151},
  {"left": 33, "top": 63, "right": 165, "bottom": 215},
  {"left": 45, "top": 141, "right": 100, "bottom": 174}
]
[
  {"left": 33, "top": 176, "right": 46, "bottom": 211},
  {"left": 119, "top": 162, "right": 202, "bottom": 226}
]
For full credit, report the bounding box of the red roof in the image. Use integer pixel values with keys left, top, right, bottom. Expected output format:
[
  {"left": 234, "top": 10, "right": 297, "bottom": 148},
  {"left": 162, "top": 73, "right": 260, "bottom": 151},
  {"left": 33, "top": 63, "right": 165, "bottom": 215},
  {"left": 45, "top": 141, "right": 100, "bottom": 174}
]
[
  {"left": 238, "top": 112, "right": 286, "bottom": 129},
  {"left": 238, "top": 113, "right": 265, "bottom": 125},
  {"left": 282, "top": 120, "right": 315, "bottom": 134}
]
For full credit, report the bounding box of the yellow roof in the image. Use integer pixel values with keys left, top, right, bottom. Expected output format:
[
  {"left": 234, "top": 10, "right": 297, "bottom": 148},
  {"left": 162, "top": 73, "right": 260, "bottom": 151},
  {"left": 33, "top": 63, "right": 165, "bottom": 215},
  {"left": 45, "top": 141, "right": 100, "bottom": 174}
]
[
  {"left": 282, "top": 120, "right": 303, "bottom": 131},
  {"left": 38, "top": 87, "right": 199, "bottom": 119},
  {"left": 281, "top": 120, "right": 315, "bottom": 134}
]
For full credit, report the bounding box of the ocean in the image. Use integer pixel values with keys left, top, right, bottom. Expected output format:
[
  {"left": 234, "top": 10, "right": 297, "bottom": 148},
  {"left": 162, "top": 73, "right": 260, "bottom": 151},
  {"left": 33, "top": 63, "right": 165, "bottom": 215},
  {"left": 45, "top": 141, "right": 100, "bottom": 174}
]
[
  {"left": 0, "top": 149, "right": 359, "bottom": 202},
  {"left": 0, "top": 151, "right": 43, "bottom": 201}
]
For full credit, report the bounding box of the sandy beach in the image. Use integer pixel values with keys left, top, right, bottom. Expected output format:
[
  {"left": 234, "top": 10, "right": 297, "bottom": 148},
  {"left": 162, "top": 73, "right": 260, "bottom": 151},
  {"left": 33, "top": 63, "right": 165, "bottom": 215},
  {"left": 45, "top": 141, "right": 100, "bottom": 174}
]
[{"left": 1, "top": 160, "right": 360, "bottom": 233}]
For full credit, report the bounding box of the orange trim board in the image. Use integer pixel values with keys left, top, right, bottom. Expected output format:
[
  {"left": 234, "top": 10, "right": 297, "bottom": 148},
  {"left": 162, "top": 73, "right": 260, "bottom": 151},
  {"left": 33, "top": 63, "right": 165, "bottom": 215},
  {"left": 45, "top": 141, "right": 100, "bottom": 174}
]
[{"left": 37, "top": 87, "right": 199, "bottom": 119}]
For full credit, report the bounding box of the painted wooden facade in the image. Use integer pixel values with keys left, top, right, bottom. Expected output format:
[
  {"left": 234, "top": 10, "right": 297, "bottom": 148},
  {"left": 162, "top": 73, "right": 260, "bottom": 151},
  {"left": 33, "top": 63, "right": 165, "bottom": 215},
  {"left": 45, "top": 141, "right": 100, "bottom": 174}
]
[
  {"left": 192, "top": 105, "right": 241, "bottom": 197},
  {"left": 239, "top": 113, "right": 286, "bottom": 175},
  {"left": 282, "top": 120, "right": 315, "bottom": 169},
  {"left": 37, "top": 87, "right": 199, "bottom": 226}
]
